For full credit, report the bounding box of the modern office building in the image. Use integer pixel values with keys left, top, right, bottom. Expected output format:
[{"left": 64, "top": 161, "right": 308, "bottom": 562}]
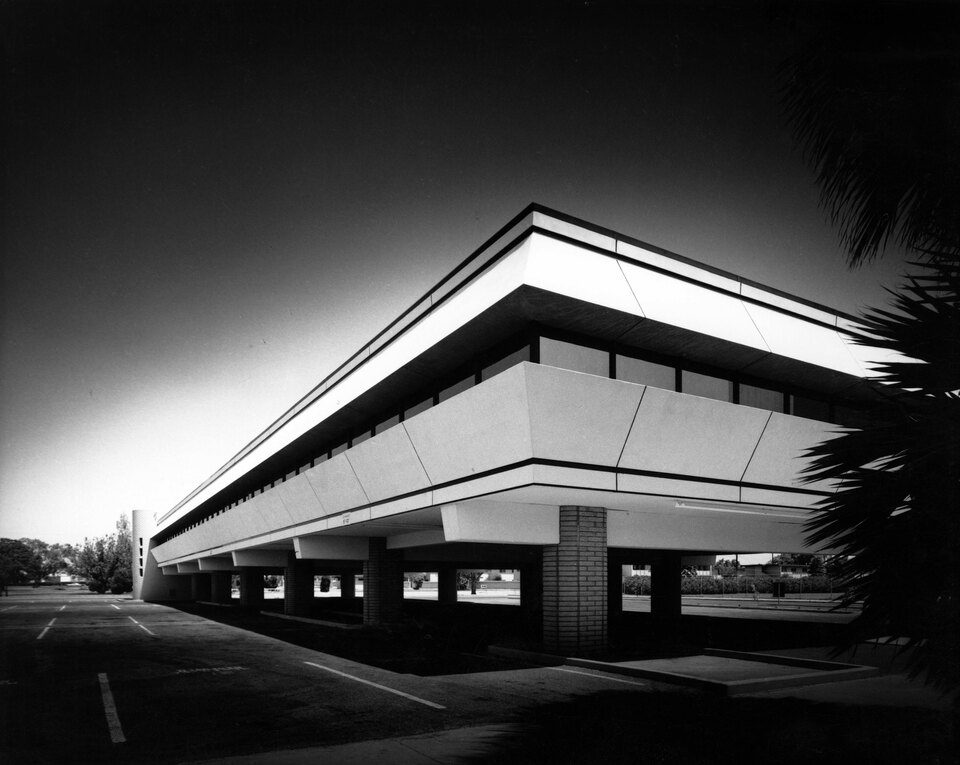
[{"left": 133, "top": 205, "right": 891, "bottom": 655}]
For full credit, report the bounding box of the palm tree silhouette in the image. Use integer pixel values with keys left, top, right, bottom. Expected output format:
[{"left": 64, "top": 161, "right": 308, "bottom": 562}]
[{"left": 780, "top": 5, "right": 960, "bottom": 696}]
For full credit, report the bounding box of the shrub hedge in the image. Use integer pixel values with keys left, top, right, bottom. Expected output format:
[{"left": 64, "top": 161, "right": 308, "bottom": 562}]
[{"left": 622, "top": 574, "right": 839, "bottom": 596}]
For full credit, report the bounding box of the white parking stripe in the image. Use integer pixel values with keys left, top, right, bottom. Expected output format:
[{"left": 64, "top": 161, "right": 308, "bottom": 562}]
[
  {"left": 0, "top": 606, "right": 16, "bottom": 612},
  {"left": 549, "top": 666, "right": 651, "bottom": 687},
  {"left": 97, "top": 673, "right": 126, "bottom": 743},
  {"left": 36, "top": 618, "right": 56, "bottom": 640},
  {"left": 304, "top": 661, "right": 445, "bottom": 709},
  {"left": 127, "top": 616, "right": 156, "bottom": 636},
  {"left": 110, "top": 604, "right": 121, "bottom": 610},
  {"left": 58, "top": 605, "right": 66, "bottom": 612}
]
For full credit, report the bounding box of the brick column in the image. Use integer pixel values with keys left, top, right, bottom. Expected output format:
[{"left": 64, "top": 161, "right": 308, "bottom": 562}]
[
  {"left": 210, "top": 572, "right": 233, "bottom": 604},
  {"left": 191, "top": 574, "right": 211, "bottom": 601},
  {"left": 284, "top": 553, "right": 315, "bottom": 617},
  {"left": 542, "top": 506, "right": 608, "bottom": 655},
  {"left": 363, "top": 538, "right": 403, "bottom": 625},
  {"left": 239, "top": 568, "right": 264, "bottom": 610},
  {"left": 438, "top": 566, "right": 458, "bottom": 605},
  {"left": 339, "top": 572, "right": 355, "bottom": 599}
]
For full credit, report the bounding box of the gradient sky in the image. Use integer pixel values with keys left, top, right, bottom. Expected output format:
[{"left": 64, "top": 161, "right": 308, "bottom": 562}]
[{"left": 1, "top": 1, "right": 913, "bottom": 544}]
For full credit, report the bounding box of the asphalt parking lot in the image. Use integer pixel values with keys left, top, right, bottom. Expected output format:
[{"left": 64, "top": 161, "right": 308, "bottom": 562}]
[{"left": 1, "top": 587, "right": 955, "bottom": 764}]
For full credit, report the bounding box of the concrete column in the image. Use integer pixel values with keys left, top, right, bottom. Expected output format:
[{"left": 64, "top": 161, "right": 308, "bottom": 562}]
[
  {"left": 210, "top": 572, "right": 233, "bottom": 604},
  {"left": 607, "top": 558, "right": 624, "bottom": 632},
  {"left": 651, "top": 552, "right": 682, "bottom": 626},
  {"left": 542, "top": 506, "right": 608, "bottom": 656},
  {"left": 284, "top": 553, "right": 315, "bottom": 617},
  {"left": 521, "top": 550, "right": 544, "bottom": 641},
  {"left": 191, "top": 574, "right": 212, "bottom": 601},
  {"left": 437, "top": 566, "right": 458, "bottom": 605},
  {"left": 362, "top": 537, "right": 403, "bottom": 625},
  {"left": 339, "top": 572, "right": 355, "bottom": 599},
  {"left": 239, "top": 568, "right": 264, "bottom": 610}
]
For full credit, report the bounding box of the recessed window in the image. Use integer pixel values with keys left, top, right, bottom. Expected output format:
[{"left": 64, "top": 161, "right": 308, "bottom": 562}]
[
  {"left": 682, "top": 370, "right": 733, "bottom": 402},
  {"left": 540, "top": 338, "right": 609, "bottom": 377},
  {"left": 375, "top": 414, "right": 400, "bottom": 434},
  {"left": 616, "top": 355, "right": 675, "bottom": 390},
  {"left": 331, "top": 443, "right": 348, "bottom": 456},
  {"left": 352, "top": 430, "right": 371, "bottom": 446},
  {"left": 481, "top": 346, "right": 531, "bottom": 381},
  {"left": 791, "top": 395, "right": 831, "bottom": 422},
  {"left": 404, "top": 398, "right": 433, "bottom": 420},
  {"left": 439, "top": 375, "right": 474, "bottom": 403},
  {"left": 739, "top": 383, "right": 785, "bottom": 413}
]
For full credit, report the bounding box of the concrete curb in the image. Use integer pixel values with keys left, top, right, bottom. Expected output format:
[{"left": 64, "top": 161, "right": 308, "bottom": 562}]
[{"left": 260, "top": 610, "right": 363, "bottom": 630}]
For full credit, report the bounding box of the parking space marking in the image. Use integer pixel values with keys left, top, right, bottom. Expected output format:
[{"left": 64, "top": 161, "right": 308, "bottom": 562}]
[
  {"left": 110, "top": 604, "right": 121, "bottom": 610},
  {"left": 127, "top": 616, "right": 156, "bottom": 636},
  {"left": 304, "top": 661, "right": 446, "bottom": 710},
  {"left": 97, "top": 673, "right": 126, "bottom": 744},
  {"left": 37, "top": 618, "right": 56, "bottom": 640},
  {"left": 58, "top": 605, "right": 66, "bottom": 612},
  {"left": 1, "top": 606, "right": 16, "bottom": 612},
  {"left": 549, "top": 667, "right": 651, "bottom": 688}
]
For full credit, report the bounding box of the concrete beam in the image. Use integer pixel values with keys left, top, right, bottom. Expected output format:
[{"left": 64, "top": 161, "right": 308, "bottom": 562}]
[
  {"left": 177, "top": 562, "right": 200, "bottom": 573},
  {"left": 232, "top": 550, "right": 290, "bottom": 568},
  {"left": 386, "top": 529, "right": 445, "bottom": 550},
  {"left": 161, "top": 566, "right": 180, "bottom": 576},
  {"left": 197, "top": 557, "right": 237, "bottom": 572},
  {"left": 294, "top": 536, "right": 369, "bottom": 560},
  {"left": 441, "top": 501, "right": 559, "bottom": 545}
]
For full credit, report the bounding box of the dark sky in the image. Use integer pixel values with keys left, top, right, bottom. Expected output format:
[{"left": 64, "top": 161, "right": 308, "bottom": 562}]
[{"left": 1, "top": 1, "right": 915, "bottom": 541}]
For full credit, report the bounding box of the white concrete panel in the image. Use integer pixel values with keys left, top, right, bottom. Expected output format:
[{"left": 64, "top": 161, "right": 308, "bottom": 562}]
[
  {"left": 303, "top": 454, "right": 370, "bottom": 516},
  {"left": 441, "top": 501, "right": 559, "bottom": 544},
  {"left": 177, "top": 562, "right": 200, "bottom": 573},
  {"left": 621, "top": 387, "right": 771, "bottom": 481},
  {"left": 617, "top": 473, "right": 741, "bottom": 502},
  {"left": 740, "top": 283, "right": 837, "bottom": 327},
  {"left": 532, "top": 211, "right": 617, "bottom": 251},
  {"left": 524, "top": 364, "right": 644, "bottom": 466},
  {"left": 197, "top": 557, "right": 236, "bottom": 571},
  {"left": 253, "top": 489, "right": 296, "bottom": 531},
  {"left": 522, "top": 234, "right": 642, "bottom": 317},
  {"left": 743, "top": 302, "right": 864, "bottom": 377},
  {"left": 608, "top": 508, "right": 811, "bottom": 552},
  {"left": 619, "top": 261, "right": 769, "bottom": 352},
  {"left": 295, "top": 536, "right": 368, "bottom": 560},
  {"left": 386, "top": 529, "right": 446, "bottom": 549},
  {"left": 346, "top": 424, "right": 432, "bottom": 501},
  {"left": 404, "top": 363, "right": 532, "bottom": 485},
  {"left": 228, "top": 499, "right": 271, "bottom": 539},
  {"left": 276, "top": 473, "right": 325, "bottom": 525},
  {"left": 741, "top": 413, "right": 841, "bottom": 493},
  {"left": 232, "top": 550, "right": 289, "bottom": 567},
  {"left": 616, "top": 240, "right": 741, "bottom": 293}
]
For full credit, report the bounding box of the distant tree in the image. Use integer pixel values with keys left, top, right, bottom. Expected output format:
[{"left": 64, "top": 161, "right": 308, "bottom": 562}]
[
  {"left": 715, "top": 558, "right": 741, "bottom": 577},
  {"left": 807, "top": 556, "right": 825, "bottom": 577},
  {"left": 18, "top": 539, "right": 73, "bottom": 585},
  {"left": 0, "top": 538, "right": 36, "bottom": 586},
  {"left": 74, "top": 514, "right": 133, "bottom": 594}
]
